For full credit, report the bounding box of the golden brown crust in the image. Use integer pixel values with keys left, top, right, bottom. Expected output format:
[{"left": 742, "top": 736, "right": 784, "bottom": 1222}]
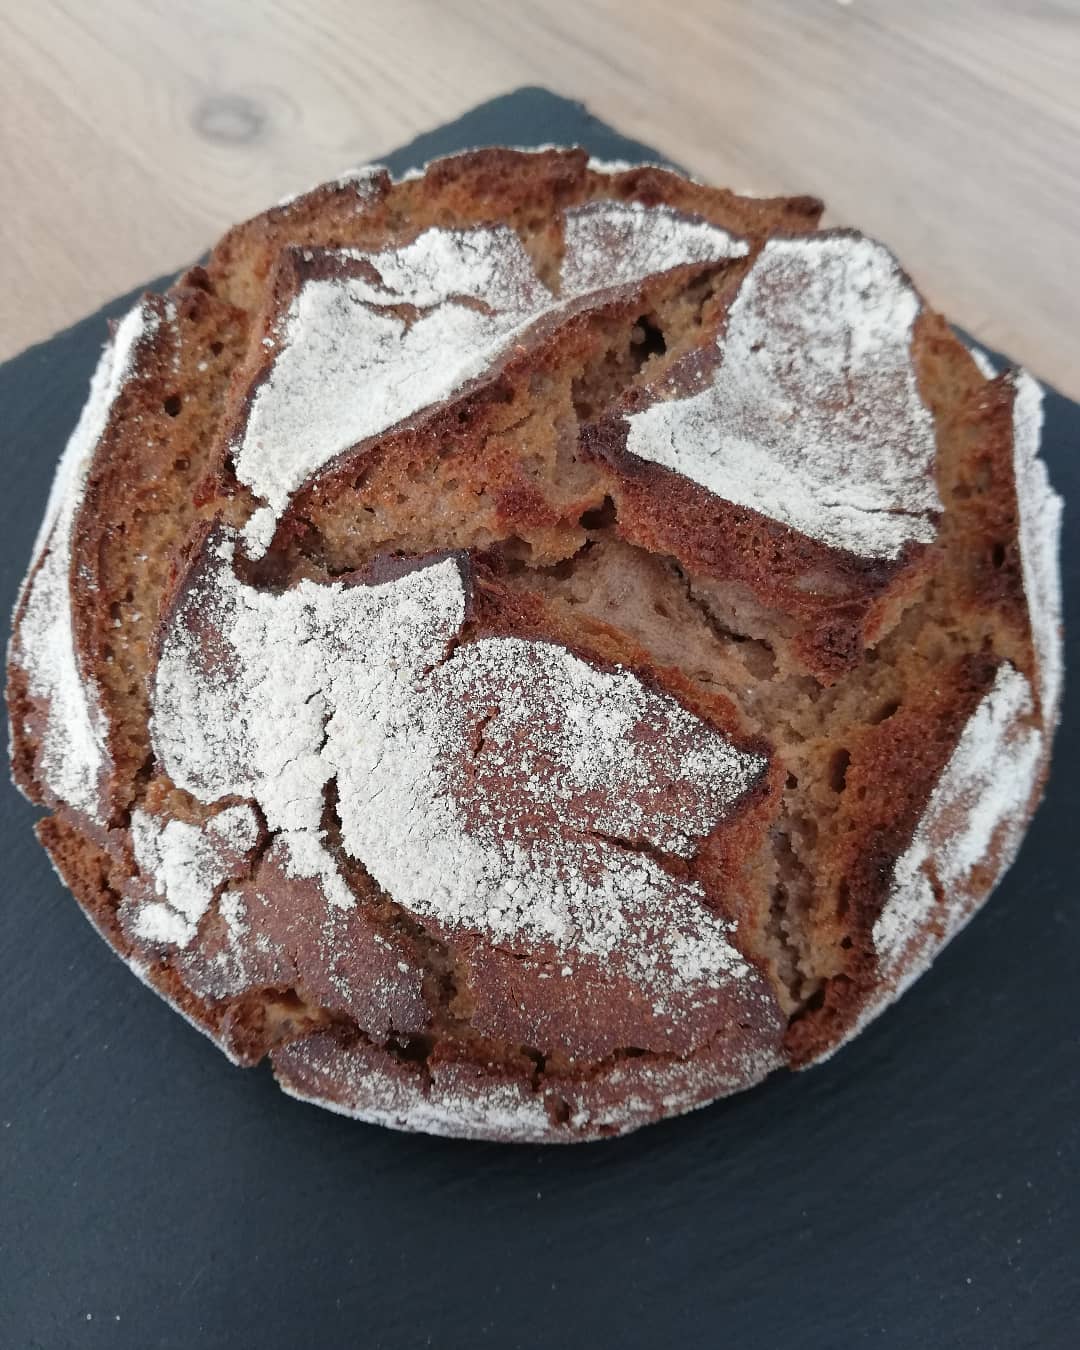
[
  {"left": 68, "top": 289, "right": 250, "bottom": 821},
  {"left": 202, "top": 148, "right": 824, "bottom": 314},
  {"left": 7, "top": 146, "right": 1058, "bottom": 1140}
]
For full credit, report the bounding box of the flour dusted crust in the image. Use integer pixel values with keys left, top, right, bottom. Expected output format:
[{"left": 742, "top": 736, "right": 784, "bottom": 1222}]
[
  {"left": 13, "top": 300, "right": 162, "bottom": 819},
  {"left": 7, "top": 147, "right": 1063, "bottom": 1141}
]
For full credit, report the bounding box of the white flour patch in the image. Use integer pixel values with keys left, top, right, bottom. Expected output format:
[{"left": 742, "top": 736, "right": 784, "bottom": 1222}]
[
  {"left": 586, "top": 157, "right": 638, "bottom": 175},
  {"left": 560, "top": 200, "right": 745, "bottom": 295},
  {"left": 277, "top": 830, "right": 356, "bottom": 911},
  {"left": 151, "top": 536, "right": 764, "bottom": 1007},
  {"left": 830, "top": 663, "right": 1045, "bottom": 1053},
  {"left": 233, "top": 205, "right": 745, "bottom": 555},
  {"left": 625, "top": 234, "right": 940, "bottom": 558},
  {"left": 240, "top": 505, "right": 277, "bottom": 556},
  {"left": 130, "top": 803, "right": 260, "bottom": 948},
  {"left": 968, "top": 345, "right": 998, "bottom": 379},
  {"left": 232, "top": 227, "right": 550, "bottom": 534},
  {"left": 14, "top": 301, "right": 159, "bottom": 817},
  {"left": 1009, "top": 371, "right": 1064, "bottom": 723}
]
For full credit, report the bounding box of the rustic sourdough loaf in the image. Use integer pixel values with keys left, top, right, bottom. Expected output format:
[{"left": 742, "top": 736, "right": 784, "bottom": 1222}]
[{"left": 7, "top": 148, "right": 1062, "bottom": 1141}]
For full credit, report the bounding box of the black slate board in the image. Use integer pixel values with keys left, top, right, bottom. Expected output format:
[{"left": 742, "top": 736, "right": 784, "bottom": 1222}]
[{"left": 2, "top": 88, "right": 1077, "bottom": 1350}]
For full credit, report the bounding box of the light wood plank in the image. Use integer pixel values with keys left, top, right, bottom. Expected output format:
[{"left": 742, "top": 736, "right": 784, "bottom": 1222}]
[{"left": 2, "top": 0, "right": 1077, "bottom": 397}]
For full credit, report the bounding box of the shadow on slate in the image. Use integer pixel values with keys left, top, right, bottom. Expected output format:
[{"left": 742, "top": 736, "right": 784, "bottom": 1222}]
[{"left": 1, "top": 88, "right": 1077, "bottom": 1350}]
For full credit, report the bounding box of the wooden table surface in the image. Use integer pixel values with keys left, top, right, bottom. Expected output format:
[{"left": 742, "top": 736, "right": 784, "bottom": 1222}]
[{"left": 2, "top": 0, "right": 1078, "bottom": 396}]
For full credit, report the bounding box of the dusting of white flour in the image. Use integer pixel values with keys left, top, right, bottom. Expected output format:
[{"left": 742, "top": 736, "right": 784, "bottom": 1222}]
[
  {"left": 232, "top": 205, "right": 745, "bottom": 555},
  {"left": 837, "top": 663, "right": 1044, "bottom": 1050},
  {"left": 275, "top": 164, "right": 386, "bottom": 210},
  {"left": 560, "top": 200, "right": 747, "bottom": 296},
  {"left": 1009, "top": 371, "right": 1064, "bottom": 723},
  {"left": 17, "top": 158, "right": 1066, "bottom": 1131},
  {"left": 14, "top": 301, "right": 160, "bottom": 816},
  {"left": 130, "top": 803, "right": 260, "bottom": 948},
  {"left": 625, "top": 234, "right": 941, "bottom": 559},
  {"left": 151, "top": 533, "right": 765, "bottom": 1005}
]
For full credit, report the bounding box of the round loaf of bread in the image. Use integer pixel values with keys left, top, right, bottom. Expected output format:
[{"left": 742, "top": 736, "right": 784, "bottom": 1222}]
[{"left": 8, "top": 148, "right": 1063, "bottom": 1141}]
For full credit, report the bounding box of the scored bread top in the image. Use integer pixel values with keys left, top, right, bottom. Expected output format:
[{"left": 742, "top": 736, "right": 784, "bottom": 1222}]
[
  {"left": 230, "top": 200, "right": 750, "bottom": 556},
  {"left": 148, "top": 532, "right": 778, "bottom": 1065},
  {"left": 6, "top": 147, "right": 1063, "bottom": 1141}
]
